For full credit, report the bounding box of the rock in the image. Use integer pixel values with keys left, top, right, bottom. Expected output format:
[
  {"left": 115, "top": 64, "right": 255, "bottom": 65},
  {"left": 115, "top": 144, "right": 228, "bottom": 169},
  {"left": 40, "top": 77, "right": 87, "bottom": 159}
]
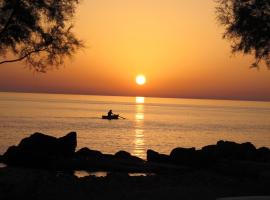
[
  {"left": 216, "top": 140, "right": 256, "bottom": 161},
  {"left": 195, "top": 150, "right": 216, "bottom": 167},
  {"left": 201, "top": 145, "right": 217, "bottom": 155},
  {"left": 201, "top": 145, "right": 219, "bottom": 163},
  {"left": 256, "top": 147, "right": 270, "bottom": 162},
  {"left": 147, "top": 149, "right": 170, "bottom": 163},
  {"left": 214, "top": 160, "right": 270, "bottom": 178},
  {"left": 170, "top": 147, "right": 196, "bottom": 166},
  {"left": 3, "top": 132, "right": 77, "bottom": 167},
  {"left": 115, "top": 151, "right": 144, "bottom": 163},
  {"left": 76, "top": 147, "right": 103, "bottom": 158},
  {"left": 57, "top": 132, "right": 77, "bottom": 156},
  {"left": 115, "top": 150, "right": 132, "bottom": 159},
  {"left": 107, "top": 172, "right": 129, "bottom": 180},
  {"left": 239, "top": 142, "right": 257, "bottom": 160},
  {"left": 216, "top": 140, "right": 238, "bottom": 159},
  {"left": 2, "top": 146, "right": 22, "bottom": 165}
]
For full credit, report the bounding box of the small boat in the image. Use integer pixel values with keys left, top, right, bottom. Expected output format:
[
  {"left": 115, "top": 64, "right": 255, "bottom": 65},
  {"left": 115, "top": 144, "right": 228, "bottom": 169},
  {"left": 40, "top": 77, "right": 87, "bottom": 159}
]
[{"left": 102, "top": 114, "right": 119, "bottom": 120}]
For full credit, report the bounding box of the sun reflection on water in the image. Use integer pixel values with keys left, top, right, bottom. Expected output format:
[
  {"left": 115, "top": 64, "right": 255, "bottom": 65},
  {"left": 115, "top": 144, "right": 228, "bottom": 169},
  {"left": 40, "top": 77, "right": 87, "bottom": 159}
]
[
  {"left": 136, "top": 96, "right": 144, "bottom": 104},
  {"left": 133, "top": 97, "right": 145, "bottom": 158}
]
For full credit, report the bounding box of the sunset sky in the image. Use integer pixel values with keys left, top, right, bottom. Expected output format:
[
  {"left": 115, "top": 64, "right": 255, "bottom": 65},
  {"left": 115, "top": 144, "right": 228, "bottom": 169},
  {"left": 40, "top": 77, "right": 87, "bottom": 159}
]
[{"left": 0, "top": 0, "right": 270, "bottom": 101}]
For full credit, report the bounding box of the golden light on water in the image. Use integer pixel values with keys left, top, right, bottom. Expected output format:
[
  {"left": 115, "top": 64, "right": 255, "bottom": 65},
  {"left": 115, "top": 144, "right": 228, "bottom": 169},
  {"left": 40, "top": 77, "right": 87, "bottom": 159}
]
[
  {"left": 136, "top": 75, "right": 146, "bottom": 85},
  {"left": 135, "top": 112, "right": 144, "bottom": 120},
  {"left": 133, "top": 100, "right": 145, "bottom": 158},
  {"left": 136, "top": 96, "right": 145, "bottom": 104}
]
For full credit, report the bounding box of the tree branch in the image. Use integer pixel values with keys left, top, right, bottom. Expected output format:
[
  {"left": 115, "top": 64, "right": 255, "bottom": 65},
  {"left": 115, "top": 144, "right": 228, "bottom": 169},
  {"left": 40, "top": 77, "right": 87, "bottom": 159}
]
[{"left": 0, "top": 48, "right": 47, "bottom": 65}]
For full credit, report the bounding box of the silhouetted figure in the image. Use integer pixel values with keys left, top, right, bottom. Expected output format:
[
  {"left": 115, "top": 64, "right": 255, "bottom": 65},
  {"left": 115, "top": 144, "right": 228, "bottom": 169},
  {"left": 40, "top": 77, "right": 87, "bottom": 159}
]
[{"left": 108, "top": 110, "right": 113, "bottom": 117}]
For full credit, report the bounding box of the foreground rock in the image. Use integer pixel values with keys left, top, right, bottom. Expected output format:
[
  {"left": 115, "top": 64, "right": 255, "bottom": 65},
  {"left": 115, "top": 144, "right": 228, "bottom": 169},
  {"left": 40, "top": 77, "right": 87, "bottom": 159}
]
[
  {"left": 1, "top": 132, "right": 185, "bottom": 173},
  {"left": 2, "top": 132, "right": 270, "bottom": 177},
  {"left": 147, "top": 140, "right": 270, "bottom": 168},
  {"left": 0, "top": 167, "right": 270, "bottom": 200},
  {"left": 74, "top": 147, "right": 185, "bottom": 173},
  {"left": 1, "top": 133, "right": 270, "bottom": 199},
  {"left": 2, "top": 132, "right": 77, "bottom": 168},
  {"left": 147, "top": 149, "right": 170, "bottom": 163}
]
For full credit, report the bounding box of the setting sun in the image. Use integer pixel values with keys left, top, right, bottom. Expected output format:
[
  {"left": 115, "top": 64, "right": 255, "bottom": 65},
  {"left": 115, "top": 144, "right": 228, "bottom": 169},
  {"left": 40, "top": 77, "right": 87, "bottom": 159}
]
[{"left": 136, "top": 75, "right": 146, "bottom": 85}]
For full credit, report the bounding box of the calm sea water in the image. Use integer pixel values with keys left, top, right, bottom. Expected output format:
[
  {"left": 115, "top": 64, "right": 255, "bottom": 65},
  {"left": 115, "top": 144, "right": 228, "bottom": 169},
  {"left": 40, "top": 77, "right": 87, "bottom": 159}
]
[{"left": 0, "top": 92, "right": 270, "bottom": 159}]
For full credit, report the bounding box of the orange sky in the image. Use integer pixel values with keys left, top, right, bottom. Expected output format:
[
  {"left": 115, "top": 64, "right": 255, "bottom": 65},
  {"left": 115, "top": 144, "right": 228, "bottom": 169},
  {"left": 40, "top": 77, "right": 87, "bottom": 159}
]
[{"left": 0, "top": 0, "right": 270, "bottom": 101}]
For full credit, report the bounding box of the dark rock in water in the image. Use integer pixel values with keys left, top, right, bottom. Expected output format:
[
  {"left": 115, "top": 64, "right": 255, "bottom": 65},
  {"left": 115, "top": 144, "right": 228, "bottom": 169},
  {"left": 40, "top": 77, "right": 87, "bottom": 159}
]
[
  {"left": 115, "top": 151, "right": 144, "bottom": 163},
  {"left": 201, "top": 145, "right": 219, "bottom": 162},
  {"left": 170, "top": 147, "right": 196, "bottom": 166},
  {"left": 201, "top": 145, "right": 217, "bottom": 156},
  {"left": 3, "top": 132, "right": 77, "bottom": 167},
  {"left": 239, "top": 142, "right": 257, "bottom": 160},
  {"left": 57, "top": 132, "right": 77, "bottom": 156},
  {"left": 216, "top": 140, "right": 257, "bottom": 161},
  {"left": 76, "top": 147, "right": 103, "bottom": 158},
  {"left": 107, "top": 172, "right": 129, "bottom": 180},
  {"left": 147, "top": 149, "right": 170, "bottom": 163},
  {"left": 2, "top": 146, "right": 21, "bottom": 165},
  {"left": 115, "top": 150, "right": 131, "bottom": 158},
  {"left": 148, "top": 141, "right": 270, "bottom": 170},
  {"left": 257, "top": 147, "right": 270, "bottom": 162}
]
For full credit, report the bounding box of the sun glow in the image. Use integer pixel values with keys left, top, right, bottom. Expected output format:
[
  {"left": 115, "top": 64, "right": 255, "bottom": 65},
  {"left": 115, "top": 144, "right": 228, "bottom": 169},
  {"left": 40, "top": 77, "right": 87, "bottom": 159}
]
[{"left": 136, "top": 75, "right": 146, "bottom": 85}]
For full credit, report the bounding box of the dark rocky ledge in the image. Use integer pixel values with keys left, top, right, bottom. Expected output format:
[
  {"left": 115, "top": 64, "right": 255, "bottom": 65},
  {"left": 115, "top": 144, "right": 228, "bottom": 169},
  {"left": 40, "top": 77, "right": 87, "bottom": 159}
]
[
  {"left": 0, "top": 167, "right": 270, "bottom": 200},
  {"left": 1, "top": 132, "right": 270, "bottom": 177},
  {"left": 1, "top": 132, "right": 270, "bottom": 200}
]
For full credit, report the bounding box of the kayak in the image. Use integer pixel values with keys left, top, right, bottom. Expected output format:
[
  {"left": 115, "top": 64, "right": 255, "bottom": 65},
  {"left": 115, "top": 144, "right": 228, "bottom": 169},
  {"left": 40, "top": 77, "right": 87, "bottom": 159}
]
[{"left": 102, "top": 114, "right": 119, "bottom": 120}]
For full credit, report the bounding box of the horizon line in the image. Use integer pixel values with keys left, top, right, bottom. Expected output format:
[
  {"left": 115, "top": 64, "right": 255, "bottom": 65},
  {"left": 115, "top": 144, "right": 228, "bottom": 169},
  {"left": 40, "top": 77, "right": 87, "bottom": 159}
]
[{"left": 1, "top": 89, "right": 270, "bottom": 103}]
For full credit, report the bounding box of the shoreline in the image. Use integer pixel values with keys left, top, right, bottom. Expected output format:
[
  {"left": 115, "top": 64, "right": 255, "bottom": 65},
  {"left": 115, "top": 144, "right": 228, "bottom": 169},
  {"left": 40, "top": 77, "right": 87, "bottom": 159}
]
[
  {"left": 1, "top": 166, "right": 270, "bottom": 200},
  {"left": 1, "top": 132, "right": 270, "bottom": 199}
]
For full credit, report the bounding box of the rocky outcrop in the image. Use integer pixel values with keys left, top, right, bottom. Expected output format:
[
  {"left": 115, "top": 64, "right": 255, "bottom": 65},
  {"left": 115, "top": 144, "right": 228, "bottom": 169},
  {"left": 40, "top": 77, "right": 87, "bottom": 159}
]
[
  {"left": 114, "top": 151, "right": 144, "bottom": 163},
  {"left": 256, "top": 147, "right": 270, "bottom": 162},
  {"left": 2, "top": 132, "right": 77, "bottom": 167},
  {"left": 2, "top": 132, "right": 270, "bottom": 176},
  {"left": 214, "top": 141, "right": 257, "bottom": 161},
  {"left": 170, "top": 147, "right": 197, "bottom": 166},
  {"left": 76, "top": 147, "right": 103, "bottom": 158},
  {"left": 1, "top": 167, "right": 270, "bottom": 200},
  {"left": 147, "top": 149, "right": 170, "bottom": 163},
  {"left": 146, "top": 140, "right": 270, "bottom": 169}
]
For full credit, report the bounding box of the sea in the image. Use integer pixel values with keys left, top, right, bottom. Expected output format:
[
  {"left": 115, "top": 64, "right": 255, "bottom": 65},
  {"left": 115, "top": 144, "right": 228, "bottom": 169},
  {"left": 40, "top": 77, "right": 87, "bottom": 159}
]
[{"left": 0, "top": 92, "right": 270, "bottom": 159}]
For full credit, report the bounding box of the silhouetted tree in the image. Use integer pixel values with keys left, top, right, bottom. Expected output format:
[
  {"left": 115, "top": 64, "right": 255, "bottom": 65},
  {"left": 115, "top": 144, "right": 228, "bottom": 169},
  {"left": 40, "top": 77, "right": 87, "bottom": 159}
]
[
  {"left": 216, "top": 0, "right": 270, "bottom": 68},
  {"left": 0, "top": 0, "right": 83, "bottom": 72}
]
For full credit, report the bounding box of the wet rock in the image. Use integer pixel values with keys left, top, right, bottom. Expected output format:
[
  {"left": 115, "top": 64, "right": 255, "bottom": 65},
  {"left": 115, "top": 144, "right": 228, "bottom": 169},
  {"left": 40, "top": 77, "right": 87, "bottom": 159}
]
[
  {"left": 147, "top": 149, "right": 170, "bottom": 163},
  {"left": 214, "top": 160, "right": 270, "bottom": 178},
  {"left": 256, "top": 147, "right": 270, "bottom": 162},
  {"left": 3, "top": 132, "right": 77, "bottom": 167},
  {"left": 57, "top": 132, "right": 77, "bottom": 156},
  {"left": 115, "top": 151, "right": 144, "bottom": 163},
  {"left": 107, "top": 172, "right": 130, "bottom": 180},
  {"left": 170, "top": 147, "right": 196, "bottom": 166},
  {"left": 216, "top": 140, "right": 257, "bottom": 161},
  {"left": 76, "top": 147, "right": 103, "bottom": 158},
  {"left": 200, "top": 145, "right": 219, "bottom": 163}
]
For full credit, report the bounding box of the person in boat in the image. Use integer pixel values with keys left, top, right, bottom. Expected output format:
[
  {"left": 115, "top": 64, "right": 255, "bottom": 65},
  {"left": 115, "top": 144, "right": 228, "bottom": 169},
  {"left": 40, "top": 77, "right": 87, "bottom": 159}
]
[{"left": 108, "top": 109, "right": 113, "bottom": 117}]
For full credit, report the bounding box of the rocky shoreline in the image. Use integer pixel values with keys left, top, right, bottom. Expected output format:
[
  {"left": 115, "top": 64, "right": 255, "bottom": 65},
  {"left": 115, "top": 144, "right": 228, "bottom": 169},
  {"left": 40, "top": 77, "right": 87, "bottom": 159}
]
[{"left": 1, "top": 132, "right": 270, "bottom": 200}]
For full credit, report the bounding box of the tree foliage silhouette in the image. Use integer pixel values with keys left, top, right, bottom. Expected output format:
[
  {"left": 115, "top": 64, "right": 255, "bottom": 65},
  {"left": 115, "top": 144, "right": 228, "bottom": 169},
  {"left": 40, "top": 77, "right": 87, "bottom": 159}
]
[
  {"left": 216, "top": 0, "right": 270, "bottom": 68},
  {"left": 0, "top": 0, "right": 83, "bottom": 72}
]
